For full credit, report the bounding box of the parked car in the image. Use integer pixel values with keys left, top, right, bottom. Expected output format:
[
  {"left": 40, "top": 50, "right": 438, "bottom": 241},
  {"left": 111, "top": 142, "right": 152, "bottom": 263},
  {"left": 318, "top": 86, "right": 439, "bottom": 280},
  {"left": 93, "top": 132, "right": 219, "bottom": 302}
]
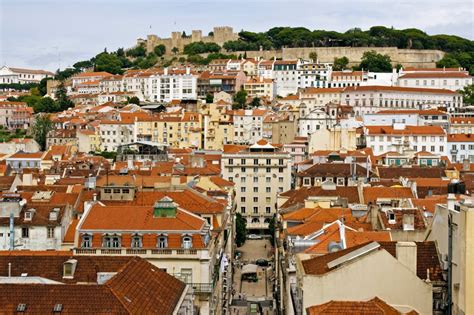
[
  {"left": 247, "top": 234, "right": 263, "bottom": 240},
  {"left": 256, "top": 259, "right": 269, "bottom": 267}
]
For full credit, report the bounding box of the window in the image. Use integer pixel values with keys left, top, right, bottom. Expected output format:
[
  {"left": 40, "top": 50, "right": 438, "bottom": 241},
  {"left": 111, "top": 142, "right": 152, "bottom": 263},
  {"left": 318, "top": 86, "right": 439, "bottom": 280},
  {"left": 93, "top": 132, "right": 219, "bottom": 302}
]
[
  {"left": 103, "top": 235, "right": 121, "bottom": 248},
  {"left": 182, "top": 236, "right": 193, "bottom": 249},
  {"left": 266, "top": 187, "right": 271, "bottom": 193},
  {"left": 157, "top": 236, "right": 167, "bottom": 248},
  {"left": 241, "top": 197, "right": 246, "bottom": 202},
  {"left": 81, "top": 234, "right": 92, "bottom": 248},
  {"left": 254, "top": 159, "right": 258, "bottom": 165},
  {"left": 253, "top": 177, "right": 258, "bottom": 183},
  {"left": 47, "top": 227, "right": 55, "bottom": 239},
  {"left": 131, "top": 235, "right": 142, "bottom": 248},
  {"left": 22, "top": 227, "right": 29, "bottom": 238},
  {"left": 266, "top": 207, "right": 271, "bottom": 214},
  {"left": 253, "top": 197, "right": 258, "bottom": 203},
  {"left": 241, "top": 167, "right": 246, "bottom": 173},
  {"left": 266, "top": 159, "right": 271, "bottom": 165},
  {"left": 241, "top": 187, "right": 246, "bottom": 193},
  {"left": 253, "top": 187, "right": 258, "bottom": 193},
  {"left": 266, "top": 167, "right": 271, "bottom": 173},
  {"left": 240, "top": 207, "right": 246, "bottom": 213},
  {"left": 266, "top": 177, "right": 271, "bottom": 183},
  {"left": 253, "top": 207, "right": 258, "bottom": 214},
  {"left": 228, "top": 159, "right": 233, "bottom": 165},
  {"left": 241, "top": 177, "right": 246, "bottom": 183}
]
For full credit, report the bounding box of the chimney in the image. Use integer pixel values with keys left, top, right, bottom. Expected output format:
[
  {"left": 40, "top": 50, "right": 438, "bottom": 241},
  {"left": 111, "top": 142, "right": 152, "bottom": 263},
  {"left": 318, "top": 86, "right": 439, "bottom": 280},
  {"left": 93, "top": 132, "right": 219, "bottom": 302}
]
[
  {"left": 396, "top": 241, "right": 417, "bottom": 275},
  {"left": 463, "top": 159, "right": 470, "bottom": 172},
  {"left": 164, "top": 68, "right": 168, "bottom": 75},
  {"left": 447, "top": 193, "right": 456, "bottom": 211},
  {"left": 186, "top": 67, "right": 190, "bottom": 75}
]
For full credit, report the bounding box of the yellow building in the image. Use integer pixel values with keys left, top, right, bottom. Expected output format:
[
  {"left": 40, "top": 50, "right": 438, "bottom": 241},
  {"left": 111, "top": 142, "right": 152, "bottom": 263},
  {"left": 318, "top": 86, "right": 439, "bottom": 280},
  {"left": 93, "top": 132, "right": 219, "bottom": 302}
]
[
  {"left": 244, "top": 77, "right": 275, "bottom": 100},
  {"left": 135, "top": 112, "right": 203, "bottom": 149},
  {"left": 203, "top": 100, "right": 234, "bottom": 150}
]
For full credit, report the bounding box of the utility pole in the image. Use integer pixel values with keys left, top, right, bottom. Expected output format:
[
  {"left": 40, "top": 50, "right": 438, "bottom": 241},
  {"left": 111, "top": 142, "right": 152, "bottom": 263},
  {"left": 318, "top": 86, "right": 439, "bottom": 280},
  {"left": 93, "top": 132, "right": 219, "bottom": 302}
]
[{"left": 447, "top": 212, "right": 454, "bottom": 315}]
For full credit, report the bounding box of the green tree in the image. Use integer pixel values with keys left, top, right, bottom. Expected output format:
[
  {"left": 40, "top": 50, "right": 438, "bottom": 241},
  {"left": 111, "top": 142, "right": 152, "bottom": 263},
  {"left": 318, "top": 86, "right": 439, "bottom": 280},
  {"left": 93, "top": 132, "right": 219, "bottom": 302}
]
[
  {"left": 183, "top": 41, "right": 221, "bottom": 55},
  {"left": 235, "top": 213, "right": 247, "bottom": 247},
  {"left": 38, "top": 78, "right": 51, "bottom": 96},
  {"left": 128, "top": 96, "right": 140, "bottom": 105},
  {"left": 436, "top": 54, "right": 461, "bottom": 68},
  {"left": 251, "top": 97, "right": 260, "bottom": 107},
  {"left": 126, "top": 44, "right": 147, "bottom": 58},
  {"left": 32, "top": 114, "right": 53, "bottom": 150},
  {"left": 359, "top": 50, "right": 392, "bottom": 72},
  {"left": 34, "top": 97, "right": 60, "bottom": 113},
  {"left": 333, "top": 56, "right": 349, "bottom": 71},
  {"left": 233, "top": 89, "right": 248, "bottom": 109},
  {"left": 153, "top": 44, "right": 166, "bottom": 56},
  {"left": 171, "top": 47, "right": 179, "bottom": 55},
  {"left": 309, "top": 51, "right": 318, "bottom": 62},
  {"left": 460, "top": 84, "right": 474, "bottom": 105},
  {"left": 95, "top": 52, "right": 123, "bottom": 74},
  {"left": 56, "top": 82, "right": 74, "bottom": 111},
  {"left": 73, "top": 60, "right": 93, "bottom": 70},
  {"left": 268, "top": 215, "right": 276, "bottom": 246},
  {"left": 55, "top": 68, "right": 80, "bottom": 81},
  {"left": 205, "top": 93, "right": 214, "bottom": 103}
]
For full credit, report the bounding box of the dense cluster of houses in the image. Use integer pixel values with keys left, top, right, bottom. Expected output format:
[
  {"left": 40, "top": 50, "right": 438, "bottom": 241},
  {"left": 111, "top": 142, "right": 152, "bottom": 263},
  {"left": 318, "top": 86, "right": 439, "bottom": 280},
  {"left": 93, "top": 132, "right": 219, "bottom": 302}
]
[{"left": 0, "top": 59, "right": 473, "bottom": 314}]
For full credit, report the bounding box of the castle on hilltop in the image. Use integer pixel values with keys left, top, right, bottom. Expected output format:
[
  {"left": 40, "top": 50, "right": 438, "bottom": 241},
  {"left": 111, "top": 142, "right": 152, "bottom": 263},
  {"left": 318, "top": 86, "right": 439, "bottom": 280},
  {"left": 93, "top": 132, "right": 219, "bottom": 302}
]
[{"left": 137, "top": 26, "right": 239, "bottom": 55}]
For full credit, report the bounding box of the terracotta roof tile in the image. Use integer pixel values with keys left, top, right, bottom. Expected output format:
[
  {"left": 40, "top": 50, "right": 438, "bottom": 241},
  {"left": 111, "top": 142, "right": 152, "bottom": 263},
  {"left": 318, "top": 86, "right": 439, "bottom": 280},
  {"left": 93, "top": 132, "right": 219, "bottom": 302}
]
[{"left": 306, "top": 296, "right": 408, "bottom": 315}]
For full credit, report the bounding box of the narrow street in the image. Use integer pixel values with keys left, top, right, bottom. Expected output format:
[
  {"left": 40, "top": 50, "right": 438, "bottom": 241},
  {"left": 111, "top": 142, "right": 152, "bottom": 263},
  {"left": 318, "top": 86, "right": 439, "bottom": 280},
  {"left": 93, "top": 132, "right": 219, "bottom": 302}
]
[{"left": 231, "top": 239, "right": 275, "bottom": 314}]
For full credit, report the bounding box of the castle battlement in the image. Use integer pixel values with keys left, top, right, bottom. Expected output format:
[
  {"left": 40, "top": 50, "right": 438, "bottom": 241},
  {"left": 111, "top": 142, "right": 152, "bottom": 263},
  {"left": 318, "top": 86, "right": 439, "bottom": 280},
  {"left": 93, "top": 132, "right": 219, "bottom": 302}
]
[{"left": 138, "top": 26, "right": 239, "bottom": 55}]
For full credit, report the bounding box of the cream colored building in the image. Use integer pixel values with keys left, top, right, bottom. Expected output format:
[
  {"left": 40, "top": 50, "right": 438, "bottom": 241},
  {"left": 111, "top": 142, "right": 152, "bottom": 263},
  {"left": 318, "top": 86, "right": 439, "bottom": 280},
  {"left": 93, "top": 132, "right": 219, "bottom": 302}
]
[
  {"left": 295, "top": 242, "right": 434, "bottom": 315},
  {"left": 135, "top": 112, "right": 203, "bottom": 149},
  {"left": 76, "top": 129, "right": 101, "bottom": 153},
  {"left": 203, "top": 101, "right": 233, "bottom": 150},
  {"left": 308, "top": 126, "right": 358, "bottom": 152},
  {"left": 221, "top": 140, "right": 292, "bottom": 230},
  {"left": 244, "top": 77, "right": 275, "bottom": 100},
  {"left": 428, "top": 196, "right": 474, "bottom": 315}
]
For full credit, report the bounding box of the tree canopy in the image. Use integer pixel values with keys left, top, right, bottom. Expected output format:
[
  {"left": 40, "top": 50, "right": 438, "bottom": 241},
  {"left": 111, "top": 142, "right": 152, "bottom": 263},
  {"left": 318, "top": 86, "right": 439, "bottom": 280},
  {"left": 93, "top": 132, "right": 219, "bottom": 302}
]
[
  {"left": 333, "top": 56, "right": 349, "bottom": 71},
  {"left": 358, "top": 50, "right": 392, "bottom": 72},
  {"left": 183, "top": 41, "right": 221, "bottom": 55},
  {"left": 32, "top": 114, "right": 53, "bottom": 151},
  {"left": 153, "top": 44, "right": 166, "bottom": 57}
]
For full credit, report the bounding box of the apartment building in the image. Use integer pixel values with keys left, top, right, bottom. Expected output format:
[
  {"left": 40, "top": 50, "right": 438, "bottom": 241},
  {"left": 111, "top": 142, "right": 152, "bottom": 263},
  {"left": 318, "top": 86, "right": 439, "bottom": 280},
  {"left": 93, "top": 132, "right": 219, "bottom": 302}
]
[
  {"left": 148, "top": 68, "right": 198, "bottom": 102},
  {"left": 450, "top": 116, "right": 474, "bottom": 134},
  {"left": 0, "top": 101, "right": 33, "bottom": 129},
  {"left": 298, "top": 61, "right": 332, "bottom": 89},
  {"left": 0, "top": 66, "right": 54, "bottom": 84},
  {"left": 343, "top": 85, "right": 462, "bottom": 115},
  {"left": 397, "top": 67, "right": 472, "bottom": 91},
  {"left": 273, "top": 60, "right": 300, "bottom": 97},
  {"left": 363, "top": 109, "right": 449, "bottom": 128},
  {"left": 364, "top": 124, "right": 447, "bottom": 155},
  {"left": 203, "top": 101, "right": 234, "bottom": 150},
  {"left": 447, "top": 134, "right": 474, "bottom": 162},
  {"left": 222, "top": 140, "right": 291, "bottom": 230},
  {"left": 257, "top": 60, "right": 275, "bottom": 79},
  {"left": 243, "top": 77, "right": 275, "bottom": 100},
  {"left": 329, "top": 70, "right": 367, "bottom": 88},
  {"left": 71, "top": 71, "right": 112, "bottom": 88},
  {"left": 232, "top": 109, "right": 267, "bottom": 144},
  {"left": 197, "top": 71, "right": 247, "bottom": 98},
  {"left": 134, "top": 112, "right": 203, "bottom": 149}
]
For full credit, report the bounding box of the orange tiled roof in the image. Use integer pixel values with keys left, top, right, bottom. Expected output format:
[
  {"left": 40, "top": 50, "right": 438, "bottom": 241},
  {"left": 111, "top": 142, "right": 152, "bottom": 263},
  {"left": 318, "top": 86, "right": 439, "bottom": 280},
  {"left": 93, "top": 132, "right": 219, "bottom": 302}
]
[
  {"left": 80, "top": 204, "right": 206, "bottom": 231},
  {"left": 365, "top": 125, "right": 445, "bottom": 135},
  {"left": 447, "top": 133, "right": 474, "bottom": 142},
  {"left": 306, "top": 297, "right": 408, "bottom": 315},
  {"left": 344, "top": 85, "right": 457, "bottom": 94}
]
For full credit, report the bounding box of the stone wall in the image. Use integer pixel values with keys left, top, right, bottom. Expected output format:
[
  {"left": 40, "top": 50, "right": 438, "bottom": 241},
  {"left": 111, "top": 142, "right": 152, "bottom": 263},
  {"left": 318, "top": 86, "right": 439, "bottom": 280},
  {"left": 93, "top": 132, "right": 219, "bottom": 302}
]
[
  {"left": 140, "top": 26, "right": 238, "bottom": 55},
  {"left": 241, "top": 47, "right": 445, "bottom": 68}
]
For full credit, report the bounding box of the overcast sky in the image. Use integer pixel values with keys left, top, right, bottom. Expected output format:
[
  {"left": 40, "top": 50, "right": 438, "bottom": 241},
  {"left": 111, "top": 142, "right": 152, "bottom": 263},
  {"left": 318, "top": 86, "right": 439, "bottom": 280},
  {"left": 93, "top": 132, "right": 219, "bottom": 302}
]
[{"left": 1, "top": 0, "right": 473, "bottom": 71}]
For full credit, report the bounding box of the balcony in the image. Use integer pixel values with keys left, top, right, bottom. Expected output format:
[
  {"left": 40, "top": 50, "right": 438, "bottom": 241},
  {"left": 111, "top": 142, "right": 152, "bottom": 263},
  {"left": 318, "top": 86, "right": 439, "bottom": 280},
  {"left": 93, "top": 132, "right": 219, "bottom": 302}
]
[{"left": 73, "top": 247, "right": 204, "bottom": 259}]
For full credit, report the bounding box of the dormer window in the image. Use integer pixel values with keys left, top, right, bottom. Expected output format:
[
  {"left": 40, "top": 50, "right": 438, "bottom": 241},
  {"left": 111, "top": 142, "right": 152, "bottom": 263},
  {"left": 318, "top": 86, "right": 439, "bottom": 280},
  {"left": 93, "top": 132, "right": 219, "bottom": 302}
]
[
  {"left": 157, "top": 235, "right": 168, "bottom": 248},
  {"left": 131, "top": 234, "right": 142, "bottom": 248},
  {"left": 49, "top": 211, "right": 58, "bottom": 221},
  {"left": 63, "top": 259, "right": 77, "bottom": 279},
  {"left": 182, "top": 236, "right": 193, "bottom": 249},
  {"left": 81, "top": 234, "right": 92, "bottom": 248},
  {"left": 24, "top": 210, "right": 34, "bottom": 221},
  {"left": 103, "top": 234, "right": 121, "bottom": 248},
  {"left": 388, "top": 211, "right": 396, "bottom": 224}
]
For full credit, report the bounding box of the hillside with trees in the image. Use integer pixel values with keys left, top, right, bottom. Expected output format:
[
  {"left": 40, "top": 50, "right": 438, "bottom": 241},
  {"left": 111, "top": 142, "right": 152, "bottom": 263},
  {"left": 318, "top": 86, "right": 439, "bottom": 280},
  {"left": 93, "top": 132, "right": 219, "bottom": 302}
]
[{"left": 222, "top": 26, "right": 474, "bottom": 74}]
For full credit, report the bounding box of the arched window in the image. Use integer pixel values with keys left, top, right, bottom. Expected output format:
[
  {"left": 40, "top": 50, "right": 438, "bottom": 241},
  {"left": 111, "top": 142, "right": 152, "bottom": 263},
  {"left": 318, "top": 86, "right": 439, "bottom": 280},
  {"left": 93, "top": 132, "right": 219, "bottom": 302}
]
[
  {"left": 182, "top": 236, "right": 193, "bottom": 249},
  {"left": 251, "top": 218, "right": 260, "bottom": 224},
  {"left": 264, "top": 218, "right": 271, "bottom": 224},
  {"left": 131, "top": 234, "right": 142, "bottom": 248},
  {"left": 81, "top": 234, "right": 92, "bottom": 248},
  {"left": 157, "top": 235, "right": 168, "bottom": 248},
  {"left": 103, "top": 235, "right": 121, "bottom": 248}
]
